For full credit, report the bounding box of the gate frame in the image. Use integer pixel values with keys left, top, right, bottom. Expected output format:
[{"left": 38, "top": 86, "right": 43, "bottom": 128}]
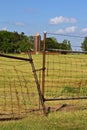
[{"left": 0, "top": 52, "right": 47, "bottom": 116}]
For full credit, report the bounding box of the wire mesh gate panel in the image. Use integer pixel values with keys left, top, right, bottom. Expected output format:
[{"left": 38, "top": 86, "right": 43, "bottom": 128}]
[
  {"left": 45, "top": 53, "right": 87, "bottom": 99},
  {"left": 0, "top": 53, "right": 46, "bottom": 120},
  {"left": 43, "top": 32, "right": 87, "bottom": 110}
]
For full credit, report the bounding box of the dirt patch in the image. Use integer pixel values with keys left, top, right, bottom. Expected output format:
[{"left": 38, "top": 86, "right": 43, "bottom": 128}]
[{"left": 47, "top": 104, "right": 80, "bottom": 113}]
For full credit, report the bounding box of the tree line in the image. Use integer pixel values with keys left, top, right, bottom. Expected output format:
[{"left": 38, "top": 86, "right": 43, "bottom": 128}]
[
  {"left": 0, "top": 30, "right": 86, "bottom": 53},
  {"left": 0, "top": 30, "right": 34, "bottom": 53}
]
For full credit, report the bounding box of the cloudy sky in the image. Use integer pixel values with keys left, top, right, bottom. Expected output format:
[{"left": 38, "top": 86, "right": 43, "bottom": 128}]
[{"left": 0, "top": 0, "right": 87, "bottom": 48}]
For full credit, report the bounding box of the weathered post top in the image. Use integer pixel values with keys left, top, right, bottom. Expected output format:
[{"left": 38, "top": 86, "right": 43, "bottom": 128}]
[{"left": 34, "top": 33, "right": 41, "bottom": 54}]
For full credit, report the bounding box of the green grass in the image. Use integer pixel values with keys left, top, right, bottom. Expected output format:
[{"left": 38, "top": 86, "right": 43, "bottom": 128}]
[{"left": 0, "top": 110, "right": 87, "bottom": 130}]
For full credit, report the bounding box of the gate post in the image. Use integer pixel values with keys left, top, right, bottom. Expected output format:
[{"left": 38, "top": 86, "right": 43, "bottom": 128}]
[
  {"left": 42, "top": 32, "right": 46, "bottom": 99},
  {"left": 28, "top": 52, "right": 47, "bottom": 116}
]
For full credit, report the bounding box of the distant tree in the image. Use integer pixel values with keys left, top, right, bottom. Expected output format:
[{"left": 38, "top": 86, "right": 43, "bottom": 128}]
[
  {"left": 60, "top": 39, "right": 72, "bottom": 50},
  {"left": 28, "top": 36, "right": 34, "bottom": 42},
  {"left": 81, "top": 37, "right": 87, "bottom": 51},
  {"left": 45, "top": 37, "right": 59, "bottom": 51},
  {"left": 28, "top": 36, "right": 34, "bottom": 50},
  {"left": 0, "top": 30, "right": 72, "bottom": 53},
  {"left": 40, "top": 37, "right": 72, "bottom": 51},
  {"left": 0, "top": 30, "right": 33, "bottom": 53}
]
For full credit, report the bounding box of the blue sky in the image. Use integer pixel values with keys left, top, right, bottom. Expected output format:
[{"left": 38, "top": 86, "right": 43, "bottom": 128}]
[{"left": 0, "top": 0, "right": 87, "bottom": 48}]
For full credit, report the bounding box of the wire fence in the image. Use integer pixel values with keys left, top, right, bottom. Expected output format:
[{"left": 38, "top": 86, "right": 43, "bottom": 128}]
[
  {"left": 45, "top": 53, "right": 87, "bottom": 98},
  {"left": 0, "top": 53, "right": 46, "bottom": 120},
  {"left": 0, "top": 32, "right": 87, "bottom": 118},
  {"left": 43, "top": 32, "right": 87, "bottom": 110},
  {"left": 46, "top": 32, "right": 85, "bottom": 51}
]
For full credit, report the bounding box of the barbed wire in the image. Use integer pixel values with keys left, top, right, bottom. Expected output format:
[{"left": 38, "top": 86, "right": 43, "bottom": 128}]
[{"left": 47, "top": 32, "right": 86, "bottom": 39}]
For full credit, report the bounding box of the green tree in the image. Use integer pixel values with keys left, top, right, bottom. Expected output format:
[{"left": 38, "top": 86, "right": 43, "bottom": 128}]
[
  {"left": 45, "top": 37, "right": 59, "bottom": 51},
  {"left": 0, "top": 30, "right": 33, "bottom": 53},
  {"left": 60, "top": 39, "right": 72, "bottom": 50},
  {"left": 28, "top": 36, "right": 34, "bottom": 50},
  {"left": 81, "top": 37, "right": 87, "bottom": 51}
]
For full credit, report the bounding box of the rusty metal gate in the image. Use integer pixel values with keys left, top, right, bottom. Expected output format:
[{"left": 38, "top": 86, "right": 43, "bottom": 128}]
[{"left": 0, "top": 52, "right": 47, "bottom": 120}]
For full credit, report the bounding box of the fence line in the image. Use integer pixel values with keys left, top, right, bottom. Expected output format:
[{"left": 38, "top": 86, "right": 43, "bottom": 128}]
[{"left": 43, "top": 32, "right": 87, "bottom": 105}]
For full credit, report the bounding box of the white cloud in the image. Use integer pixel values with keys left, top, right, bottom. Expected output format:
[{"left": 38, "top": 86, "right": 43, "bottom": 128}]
[
  {"left": 15, "top": 22, "right": 25, "bottom": 26},
  {"left": 49, "top": 16, "right": 76, "bottom": 24},
  {"left": 56, "top": 29, "right": 64, "bottom": 34},
  {"left": 81, "top": 28, "right": 87, "bottom": 33},
  {"left": 55, "top": 26, "right": 76, "bottom": 34},
  {"left": 65, "top": 26, "right": 76, "bottom": 33}
]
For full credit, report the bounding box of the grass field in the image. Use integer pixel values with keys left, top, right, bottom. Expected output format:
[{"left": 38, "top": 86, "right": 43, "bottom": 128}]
[
  {"left": 0, "top": 53, "right": 87, "bottom": 129},
  {"left": 0, "top": 110, "right": 87, "bottom": 130},
  {"left": 45, "top": 53, "right": 87, "bottom": 98}
]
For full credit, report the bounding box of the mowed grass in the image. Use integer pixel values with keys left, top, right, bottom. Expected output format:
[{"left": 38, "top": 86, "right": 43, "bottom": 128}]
[
  {"left": 0, "top": 110, "right": 87, "bottom": 130},
  {"left": 0, "top": 53, "right": 87, "bottom": 129}
]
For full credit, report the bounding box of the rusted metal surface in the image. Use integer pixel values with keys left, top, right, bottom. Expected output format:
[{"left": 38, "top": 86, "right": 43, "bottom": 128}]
[
  {"left": 0, "top": 51, "right": 47, "bottom": 119},
  {"left": 42, "top": 32, "right": 46, "bottom": 98},
  {"left": 28, "top": 52, "right": 47, "bottom": 116},
  {"left": 0, "top": 53, "right": 32, "bottom": 62},
  {"left": 44, "top": 96, "right": 87, "bottom": 101}
]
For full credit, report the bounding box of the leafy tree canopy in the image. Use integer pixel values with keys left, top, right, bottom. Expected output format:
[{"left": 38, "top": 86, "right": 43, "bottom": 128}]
[
  {"left": 0, "top": 30, "right": 34, "bottom": 53},
  {"left": 41, "top": 37, "right": 72, "bottom": 51},
  {"left": 0, "top": 30, "right": 72, "bottom": 53},
  {"left": 81, "top": 37, "right": 87, "bottom": 51}
]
